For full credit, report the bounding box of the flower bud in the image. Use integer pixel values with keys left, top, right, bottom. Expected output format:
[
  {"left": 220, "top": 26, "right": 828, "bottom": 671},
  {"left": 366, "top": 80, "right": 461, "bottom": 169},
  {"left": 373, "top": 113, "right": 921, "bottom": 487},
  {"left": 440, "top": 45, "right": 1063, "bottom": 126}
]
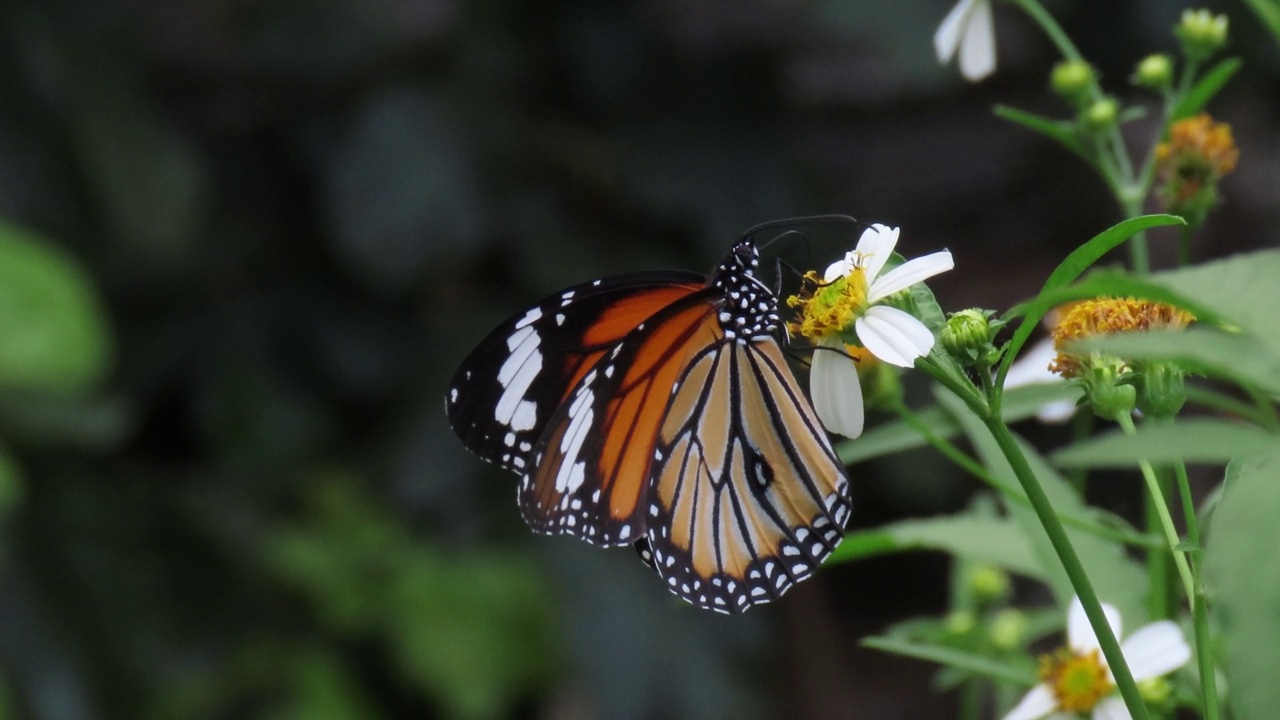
[
  {"left": 1051, "top": 60, "right": 1094, "bottom": 104},
  {"left": 1137, "top": 362, "right": 1187, "bottom": 418},
  {"left": 1083, "top": 98, "right": 1119, "bottom": 130},
  {"left": 989, "top": 609, "right": 1028, "bottom": 651},
  {"left": 1133, "top": 54, "right": 1173, "bottom": 89},
  {"left": 1083, "top": 362, "right": 1137, "bottom": 419},
  {"left": 1176, "top": 9, "right": 1229, "bottom": 63},
  {"left": 968, "top": 564, "right": 1010, "bottom": 602},
  {"left": 942, "top": 309, "right": 998, "bottom": 367},
  {"left": 1138, "top": 676, "right": 1173, "bottom": 705}
]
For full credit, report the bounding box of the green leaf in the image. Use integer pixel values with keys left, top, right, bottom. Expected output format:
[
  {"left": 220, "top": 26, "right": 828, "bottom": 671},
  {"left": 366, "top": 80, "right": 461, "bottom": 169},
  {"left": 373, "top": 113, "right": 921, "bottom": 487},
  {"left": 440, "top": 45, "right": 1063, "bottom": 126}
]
[
  {"left": 1205, "top": 451, "right": 1280, "bottom": 720},
  {"left": 862, "top": 636, "right": 1038, "bottom": 686},
  {"left": 1171, "top": 58, "right": 1243, "bottom": 120},
  {"left": 837, "top": 383, "right": 1081, "bottom": 465},
  {"left": 828, "top": 511, "right": 1049, "bottom": 581},
  {"left": 997, "top": 215, "right": 1186, "bottom": 392},
  {"left": 938, "top": 390, "right": 1148, "bottom": 623},
  {"left": 0, "top": 222, "right": 112, "bottom": 394},
  {"left": 993, "top": 105, "right": 1090, "bottom": 164},
  {"left": 1052, "top": 419, "right": 1277, "bottom": 468},
  {"left": 1074, "top": 326, "right": 1280, "bottom": 395},
  {"left": 1241, "top": 0, "right": 1280, "bottom": 42}
]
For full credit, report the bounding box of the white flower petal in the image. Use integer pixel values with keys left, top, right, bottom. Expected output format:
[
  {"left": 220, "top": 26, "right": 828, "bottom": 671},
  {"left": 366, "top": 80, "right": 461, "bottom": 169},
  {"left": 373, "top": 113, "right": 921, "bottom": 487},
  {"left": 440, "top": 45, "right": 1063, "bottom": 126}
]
[
  {"left": 854, "top": 224, "right": 900, "bottom": 284},
  {"left": 823, "top": 257, "right": 854, "bottom": 282},
  {"left": 810, "top": 340, "right": 866, "bottom": 439},
  {"left": 1003, "top": 339, "right": 1059, "bottom": 389},
  {"left": 1122, "top": 620, "right": 1192, "bottom": 682},
  {"left": 1091, "top": 697, "right": 1132, "bottom": 720},
  {"left": 934, "top": 0, "right": 979, "bottom": 63},
  {"left": 1067, "top": 597, "right": 1123, "bottom": 656},
  {"left": 958, "top": 0, "right": 996, "bottom": 81},
  {"left": 1001, "top": 684, "right": 1056, "bottom": 720},
  {"left": 856, "top": 306, "right": 935, "bottom": 368},
  {"left": 867, "top": 250, "right": 954, "bottom": 302}
]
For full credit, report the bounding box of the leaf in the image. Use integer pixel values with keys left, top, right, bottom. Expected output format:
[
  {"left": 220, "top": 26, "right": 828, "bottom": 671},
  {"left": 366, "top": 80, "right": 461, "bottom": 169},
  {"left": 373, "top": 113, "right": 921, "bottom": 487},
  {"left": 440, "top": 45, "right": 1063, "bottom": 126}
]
[
  {"left": 827, "top": 511, "right": 1049, "bottom": 582},
  {"left": 0, "top": 222, "right": 112, "bottom": 394},
  {"left": 1052, "top": 419, "right": 1277, "bottom": 468},
  {"left": 1241, "top": 0, "right": 1280, "bottom": 42},
  {"left": 937, "top": 390, "right": 1148, "bottom": 623},
  {"left": 996, "top": 216, "right": 1186, "bottom": 391},
  {"left": 1204, "top": 451, "right": 1280, "bottom": 720},
  {"left": 993, "top": 105, "right": 1090, "bottom": 164},
  {"left": 862, "top": 636, "right": 1038, "bottom": 686},
  {"left": 838, "top": 383, "right": 1081, "bottom": 464},
  {"left": 1074, "top": 326, "right": 1280, "bottom": 395},
  {"left": 1172, "top": 58, "right": 1243, "bottom": 120}
]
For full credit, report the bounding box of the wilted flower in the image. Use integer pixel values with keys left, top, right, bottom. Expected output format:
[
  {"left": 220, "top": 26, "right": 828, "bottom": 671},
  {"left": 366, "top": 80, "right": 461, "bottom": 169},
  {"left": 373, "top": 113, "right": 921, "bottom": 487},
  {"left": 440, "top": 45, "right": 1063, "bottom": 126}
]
[
  {"left": 1155, "top": 113, "right": 1239, "bottom": 226},
  {"left": 788, "top": 225, "right": 953, "bottom": 438},
  {"left": 935, "top": 0, "right": 996, "bottom": 82}
]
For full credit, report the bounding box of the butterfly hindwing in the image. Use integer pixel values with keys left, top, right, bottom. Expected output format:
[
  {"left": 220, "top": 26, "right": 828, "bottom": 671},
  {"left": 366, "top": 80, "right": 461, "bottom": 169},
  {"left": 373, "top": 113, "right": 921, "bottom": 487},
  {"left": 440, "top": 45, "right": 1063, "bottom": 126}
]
[
  {"left": 446, "top": 271, "right": 703, "bottom": 473},
  {"left": 644, "top": 337, "right": 851, "bottom": 613}
]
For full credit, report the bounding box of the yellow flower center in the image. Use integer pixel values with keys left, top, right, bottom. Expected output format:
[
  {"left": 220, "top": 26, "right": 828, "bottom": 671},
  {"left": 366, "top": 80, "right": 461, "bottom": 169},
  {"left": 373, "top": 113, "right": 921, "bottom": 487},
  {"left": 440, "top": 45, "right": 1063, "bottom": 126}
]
[
  {"left": 1039, "top": 648, "right": 1113, "bottom": 713},
  {"left": 787, "top": 268, "right": 869, "bottom": 341},
  {"left": 1049, "top": 297, "right": 1195, "bottom": 378},
  {"left": 1156, "top": 113, "right": 1239, "bottom": 179}
]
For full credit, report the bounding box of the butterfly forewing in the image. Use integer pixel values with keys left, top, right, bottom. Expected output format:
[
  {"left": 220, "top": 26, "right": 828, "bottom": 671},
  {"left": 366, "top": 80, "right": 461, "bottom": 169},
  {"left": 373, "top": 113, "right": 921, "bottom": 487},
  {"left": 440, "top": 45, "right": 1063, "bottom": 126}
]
[
  {"left": 446, "top": 272, "right": 703, "bottom": 473},
  {"left": 519, "top": 292, "right": 721, "bottom": 546}
]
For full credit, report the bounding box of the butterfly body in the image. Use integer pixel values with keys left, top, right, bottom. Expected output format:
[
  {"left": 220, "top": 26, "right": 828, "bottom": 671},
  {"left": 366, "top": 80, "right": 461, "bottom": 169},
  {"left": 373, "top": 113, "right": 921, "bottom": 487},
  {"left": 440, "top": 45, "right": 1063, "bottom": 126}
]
[{"left": 447, "top": 239, "right": 851, "bottom": 613}]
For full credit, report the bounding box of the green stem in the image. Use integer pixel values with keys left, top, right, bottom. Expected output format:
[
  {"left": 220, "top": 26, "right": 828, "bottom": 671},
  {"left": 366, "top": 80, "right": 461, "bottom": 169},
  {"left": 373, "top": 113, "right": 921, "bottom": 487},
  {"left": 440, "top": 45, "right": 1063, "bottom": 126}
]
[
  {"left": 1123, "top": 198, "right": 1151, "bottom": 275},
  {"left": 1176, "top": 224, "right": 1194, "bottom": 267},
  {"left": 1144, "top": 469, "right": 1171, "bottom": 619},
  {"left": 1008, "top": 0, "right": 1083, "bottom": 62},
  {"left": 983, "top": 418, "right": 1149, "bottom": 720},
  {"left": 889, "top": 397, "right": 1160, "bottom": 549},
  {"left": 1193, "top": 588, "right": 1221, "bottom": 720},
  {"left": 1117, "top": 413, "right": 1196, "bottom": 604}
]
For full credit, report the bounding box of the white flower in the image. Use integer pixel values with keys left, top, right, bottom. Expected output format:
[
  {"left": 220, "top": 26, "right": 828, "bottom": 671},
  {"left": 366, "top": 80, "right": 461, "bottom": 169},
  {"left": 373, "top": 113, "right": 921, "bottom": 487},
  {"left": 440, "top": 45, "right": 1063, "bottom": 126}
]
[
  {"left": 1004, "top": 597, "right": 1192, "bottom": 720},
  {"left": 801, "top": 224, "right": 953, "bottom": 439},
  {"left": 1003, "top": 338, "right": 1077, "bottom": 423},
  {"left": 934, "top": 0, "right": 997, "bottom": 82}
]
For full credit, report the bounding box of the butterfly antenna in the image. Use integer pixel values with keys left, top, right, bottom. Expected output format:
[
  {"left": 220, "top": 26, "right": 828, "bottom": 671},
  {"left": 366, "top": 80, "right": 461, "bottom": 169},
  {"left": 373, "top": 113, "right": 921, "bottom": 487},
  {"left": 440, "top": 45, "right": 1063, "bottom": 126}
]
[{"left": 741, "top": 214, "right": 860, "bottom": 249}]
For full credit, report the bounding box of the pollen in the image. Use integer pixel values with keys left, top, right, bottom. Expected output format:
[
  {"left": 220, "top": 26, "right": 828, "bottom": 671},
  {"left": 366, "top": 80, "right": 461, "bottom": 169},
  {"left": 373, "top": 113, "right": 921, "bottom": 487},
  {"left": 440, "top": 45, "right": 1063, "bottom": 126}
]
[
  {"left": 1157, "top": 113, "right": 1238, "bottom": 178},
  {"left": 787, "top": 270, "right": 869, "bottom": 341},
  {"left": 1049, "top": 297, "right": 1194, "bottom": 378},
  {"left": 1038, "top": 648, "right": 1113, "bottom": 713}
]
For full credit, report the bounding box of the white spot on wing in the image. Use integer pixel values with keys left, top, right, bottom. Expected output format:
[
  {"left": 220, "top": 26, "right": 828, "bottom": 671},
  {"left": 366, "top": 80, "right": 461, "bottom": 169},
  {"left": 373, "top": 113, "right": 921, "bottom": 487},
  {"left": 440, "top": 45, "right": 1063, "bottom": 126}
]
[
  {"left": 495, "top": 325, "right": 542, "bottom": 429},
  {"left": 514, "top": 307, "right": 542, "bottom": 329}
]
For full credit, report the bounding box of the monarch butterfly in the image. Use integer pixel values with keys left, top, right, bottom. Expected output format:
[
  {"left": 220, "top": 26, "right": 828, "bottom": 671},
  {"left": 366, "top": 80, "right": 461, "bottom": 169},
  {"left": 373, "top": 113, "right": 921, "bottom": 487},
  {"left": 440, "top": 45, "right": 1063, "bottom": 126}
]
[{"left": 446, "top": 225, "right": 852, "bottom": 613}]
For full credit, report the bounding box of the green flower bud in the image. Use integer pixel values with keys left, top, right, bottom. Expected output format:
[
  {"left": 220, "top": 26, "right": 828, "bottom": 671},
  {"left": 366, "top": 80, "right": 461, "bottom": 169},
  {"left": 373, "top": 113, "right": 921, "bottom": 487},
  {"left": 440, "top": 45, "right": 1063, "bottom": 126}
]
[
  {"left": 988, "top": 609, "right": 1028, "bottom": 651},
  {"left": 1083, "top": 98, "right": 1119, "bottom": 130},
  {"left": 1051, "top": 60, "right": 1094, "bottom": 104},
  {"left": 1176, "top": 9, "right": 1229, "bottom": 63},
  {"left": 1137, "top": 362, "right": 1187, "bottom": 418},
  {"left": 968, "top": 564, "right": 1010, "bottom": 602},
  {"left": 942, "top": 309, "right": 1002, "bottom": 368},
  {"left": 1082, "top": 360, "right": 1137, "bottom": 419},
  {"left": 1133, "top": 54, "right": 1174, "bottom": 89}
]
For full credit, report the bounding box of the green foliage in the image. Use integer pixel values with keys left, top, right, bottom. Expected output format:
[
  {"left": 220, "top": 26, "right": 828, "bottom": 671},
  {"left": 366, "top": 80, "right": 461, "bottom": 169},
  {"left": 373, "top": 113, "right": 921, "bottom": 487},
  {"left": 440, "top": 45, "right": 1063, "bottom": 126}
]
[
  {"left": 268, "top": 478, "right": 557, "bottom": 720},
  {"left": 1204, "top": 453, "right": 1280, "bottom": 720},
  {"left": 1053, "top": 419, "right": 1278, "bottom": 468},
  {"left": 1241, "top": 0, "right": 1280, "bottom": 41},
  {"left": 1171, "top": 58, "right": 1244, "bottom": 120},
  {"left": 0, "top": 221, "right": 112, "bottom": 394}
]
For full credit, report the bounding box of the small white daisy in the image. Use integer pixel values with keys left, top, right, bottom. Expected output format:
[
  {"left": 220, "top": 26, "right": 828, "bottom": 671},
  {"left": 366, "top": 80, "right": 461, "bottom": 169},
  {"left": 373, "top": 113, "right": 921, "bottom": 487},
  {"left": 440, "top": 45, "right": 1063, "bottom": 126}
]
[
  {"left": 1004, "top": 597, "right": 1192, "bottom": 720},
  {"left": 789, "top": 224, "right": 953, "bottom": 439}
]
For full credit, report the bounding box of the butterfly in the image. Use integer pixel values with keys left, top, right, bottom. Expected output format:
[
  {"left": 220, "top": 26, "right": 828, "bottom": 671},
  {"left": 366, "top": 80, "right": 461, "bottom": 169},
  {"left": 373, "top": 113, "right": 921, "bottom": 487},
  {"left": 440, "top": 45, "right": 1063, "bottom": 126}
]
[{"left": 446, "top": 225, "right": 852, "bottom": 613}]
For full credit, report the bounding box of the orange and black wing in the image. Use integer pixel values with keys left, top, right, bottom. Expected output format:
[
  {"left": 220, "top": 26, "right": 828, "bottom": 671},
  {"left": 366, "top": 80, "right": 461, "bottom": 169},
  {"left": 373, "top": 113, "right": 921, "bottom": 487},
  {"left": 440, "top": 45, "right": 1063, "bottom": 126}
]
[
  {"left": 518, "top": 292, "right": 723, "bottom": 545},
  {"left": 446, "top": 271, "right": 703, "bottom": 474},
  {"left": 644, "top": 336, "right": 851, "bottom": 613}
]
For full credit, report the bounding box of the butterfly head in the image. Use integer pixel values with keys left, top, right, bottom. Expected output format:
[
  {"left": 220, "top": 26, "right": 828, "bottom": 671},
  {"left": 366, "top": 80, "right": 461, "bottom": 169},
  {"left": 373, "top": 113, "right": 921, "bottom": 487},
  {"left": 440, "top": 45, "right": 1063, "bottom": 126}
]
[{"left": 712, "top": 240, "right": 780, "bottom": 342}]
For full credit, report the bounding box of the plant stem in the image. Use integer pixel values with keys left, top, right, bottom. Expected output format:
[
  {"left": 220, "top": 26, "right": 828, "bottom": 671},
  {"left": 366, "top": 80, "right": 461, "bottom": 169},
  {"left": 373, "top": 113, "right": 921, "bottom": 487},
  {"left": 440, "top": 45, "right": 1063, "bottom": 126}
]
[
  {"left": 983, "top": 418, "right": 1149, "bottom": 720},
  {"left": 1117, "top": 414, "right": 1195, "bottom": 604}
]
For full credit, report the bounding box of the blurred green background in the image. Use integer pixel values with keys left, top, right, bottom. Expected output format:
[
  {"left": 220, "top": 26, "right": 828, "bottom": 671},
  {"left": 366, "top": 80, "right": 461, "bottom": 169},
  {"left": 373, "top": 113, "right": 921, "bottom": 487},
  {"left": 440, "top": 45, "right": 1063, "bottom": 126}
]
[{"left": 0, "top": 0, "right": 1275, "bottom": 717}]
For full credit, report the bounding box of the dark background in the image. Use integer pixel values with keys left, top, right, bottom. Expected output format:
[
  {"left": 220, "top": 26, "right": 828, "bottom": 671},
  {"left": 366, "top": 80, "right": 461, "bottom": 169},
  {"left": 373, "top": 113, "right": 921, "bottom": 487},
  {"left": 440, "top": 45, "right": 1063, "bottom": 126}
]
[{"left": 0, "top": 0, "right": 1275, "bottom": 717}]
